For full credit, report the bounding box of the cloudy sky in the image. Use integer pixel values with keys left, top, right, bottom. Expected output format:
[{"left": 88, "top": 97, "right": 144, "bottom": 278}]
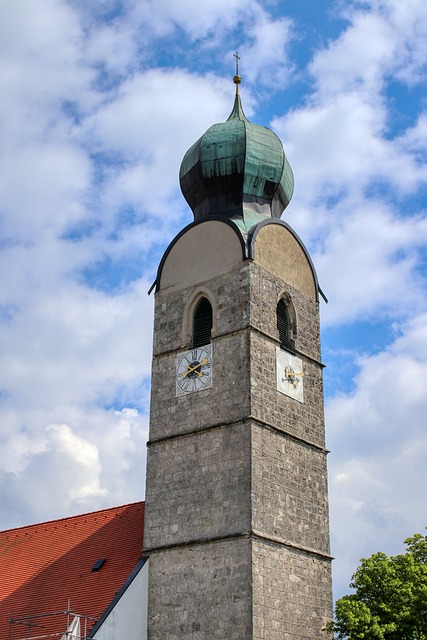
[{"left": 1, "top": 0, "right": 427, "bottom": 601}]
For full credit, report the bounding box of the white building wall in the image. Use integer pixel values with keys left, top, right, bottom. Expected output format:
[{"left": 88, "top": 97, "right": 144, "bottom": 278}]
[{"left": 92, "top": 560, "right": 148, "bottom": 640}]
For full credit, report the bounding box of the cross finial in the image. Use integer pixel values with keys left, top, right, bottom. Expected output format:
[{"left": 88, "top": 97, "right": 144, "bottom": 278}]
[
  {"left": 233, "top": 50, "right": 241, "bottom": 76},
  {"left": 233, "top": 51, "right": 242, "bottom": 93}
]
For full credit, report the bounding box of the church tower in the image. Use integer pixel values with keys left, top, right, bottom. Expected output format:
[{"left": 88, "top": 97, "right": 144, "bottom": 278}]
[{"left": 143, "top": 73, "right": 333, "bottom": 638}]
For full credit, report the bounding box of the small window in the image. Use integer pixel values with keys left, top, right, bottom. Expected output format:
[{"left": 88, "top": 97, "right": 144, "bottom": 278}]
[
  {"left": 277, "top": 298, "right": 290, "bottom": 348},
  {"left": 92, "top": 558, "right": 105, "bottom": 572},
  {"left": 193, "top": 297, "right": 213, "bottom": 347}
]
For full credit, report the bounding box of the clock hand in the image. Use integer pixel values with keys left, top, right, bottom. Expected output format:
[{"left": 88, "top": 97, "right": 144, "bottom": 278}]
[{"left": 182, "top": 358, "right": 208, "bottom": 378}]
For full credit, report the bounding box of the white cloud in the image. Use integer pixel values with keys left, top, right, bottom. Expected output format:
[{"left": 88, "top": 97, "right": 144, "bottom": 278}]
[
  {"left": 0, "top": 278, "right": 153, "bottom": 410},
  {"left": 328, "top": 0, "right": 427, "bottom": 90},
  {"left": 373, "top": 0, "right": 427, "bottom": 84},
  {"left": 270, "top": 0, "right": 427, "bottom": 331},
  {"left": 398, "top": 112, "right": 427, "bottom": 155},
  {"left": 309, "top": 11, "right": 394, "bottom": 96},
  {"left": 231, "top": 10, "right": 294, "bottom": 87},
  {"left": 274, "top": 79, "right": 426, "bottom": 206},
  {"left": 314, "top": 202, "right": 427, "bottom": 326},
  {"left": 46, "top": 423, "right": 106, "bottom": 498},
  {"left": 327, "top": 312, "right": 427, "bottom": 597},
  {"left": 0, "top": 143, "right": 92, "bottom": 242},
  {"left": 84, "top": 21, "right": 139, "bottom": 76},
  {"left": 0, "top": 259, "right": 153, "bottom": 530},
  {"left": 0, "top": 410, "right": 148, "bottom": 528},
  {"left": 82, "top": 68, "right": 233, "bottom": 219},
  {"left": 130, "top": 0, "right": 256, "bottom": 40},
  {"left": 0, "top": 0, "right": 96, "bottom": 131},
  {"left": 272, "top": 0, "right": 427, "bottom": 201}
]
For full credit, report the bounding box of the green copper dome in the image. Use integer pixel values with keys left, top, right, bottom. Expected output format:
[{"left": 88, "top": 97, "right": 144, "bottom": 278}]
[{"left": 179, "top": 90, "right": 294, "bottom": 222}]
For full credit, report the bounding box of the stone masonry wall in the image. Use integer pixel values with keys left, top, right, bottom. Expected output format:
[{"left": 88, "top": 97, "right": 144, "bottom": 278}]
[
  {"left": 149, "top": 265, "right": 251, "bottom": 441},
  {"left": 152, "top": 263, "right": 250, "bottom": 357},
  {"left": 252, "top": 538, "right": 333, "bottom": 639},
  {"left": 147, "top": 539, "right": 253, "bottom": 640},
  {"left": 251, "top": 423, "right": 330, "bottom": 555},
  {"left": 250, "top": 332, "right": 325, "bottom": 449},
  {"left": 150, "top": 261, "right": 325, "bottom": 448},
  {"left": 149, "top": 330, "right": 250, "bottom": 441},
  {"left": 144, "top": 421, "right": 252, "bottom": 550},
  {"left": 249, "top": 261, "right": 321, "bottom": 362},
  {"left": 249, "top": 262, "right": 325, "bottom": 449}
]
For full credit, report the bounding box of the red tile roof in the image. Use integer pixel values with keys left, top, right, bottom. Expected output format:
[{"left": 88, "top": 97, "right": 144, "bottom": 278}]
[{"left": 0, "top": 502, "right": 145, "bottom": 640}]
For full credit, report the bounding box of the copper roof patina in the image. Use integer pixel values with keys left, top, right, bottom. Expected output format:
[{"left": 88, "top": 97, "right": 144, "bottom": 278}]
[{"left": 179, "top": 77, "right": 294, "bottom": 229}]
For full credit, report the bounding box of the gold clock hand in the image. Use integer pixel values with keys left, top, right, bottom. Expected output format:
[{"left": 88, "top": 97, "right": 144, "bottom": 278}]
[
  {"left": 284, "top": 366, "right": 304, "bottom": 378},
  {"left": 182, "top": 358, "right": 208, "bottom": 378}
]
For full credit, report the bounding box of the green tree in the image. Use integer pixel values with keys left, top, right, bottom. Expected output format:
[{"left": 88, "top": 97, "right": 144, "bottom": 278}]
[{"left": 326, "top": 530, "right": 427, "bottom": 639}]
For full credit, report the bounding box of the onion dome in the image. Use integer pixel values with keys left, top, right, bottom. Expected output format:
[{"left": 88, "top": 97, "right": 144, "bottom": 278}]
[{"left": 179, "top": 77, "right": 294, "bottom": 222}]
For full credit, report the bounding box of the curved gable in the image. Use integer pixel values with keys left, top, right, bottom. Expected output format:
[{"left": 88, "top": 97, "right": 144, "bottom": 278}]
[
  {"left": 250, "top": 219, "right": 319, "bottom": 301},
  {"left": 156, "top": 218, "right": 246, "bottom": 292}
]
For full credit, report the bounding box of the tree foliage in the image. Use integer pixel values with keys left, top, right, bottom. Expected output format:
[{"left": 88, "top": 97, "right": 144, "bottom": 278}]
[{"left": 326, "top": 530, "right": 427, "bottom": 639}]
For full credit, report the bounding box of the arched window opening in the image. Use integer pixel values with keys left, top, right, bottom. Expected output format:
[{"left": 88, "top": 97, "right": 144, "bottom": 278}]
[
  {"left": 193, "top": 297, "right": 213, "bottom": 348},
  {"left": 277, "top": 298, "right": 290, "bottom": 349}
]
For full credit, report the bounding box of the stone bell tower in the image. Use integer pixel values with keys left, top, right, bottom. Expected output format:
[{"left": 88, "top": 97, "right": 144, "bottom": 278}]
[{"left": 143, "top": 74, "right": 333, "bottom": 639}]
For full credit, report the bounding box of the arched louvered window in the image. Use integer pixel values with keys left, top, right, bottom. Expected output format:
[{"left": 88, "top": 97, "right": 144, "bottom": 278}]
[
  {"left": 193, "top": 297, "right": 213, "bottom": 348},
  {"left": 277, "top": 298, "right": 290, "bottom": 349}
]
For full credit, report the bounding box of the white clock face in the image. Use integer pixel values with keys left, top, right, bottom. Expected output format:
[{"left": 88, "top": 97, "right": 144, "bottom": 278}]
[
  {"left": 276, "top": 347, "right": 304, "bottom": 403},
  {"left": 176, "top": 345, "right": 213, "bottom": 396}
]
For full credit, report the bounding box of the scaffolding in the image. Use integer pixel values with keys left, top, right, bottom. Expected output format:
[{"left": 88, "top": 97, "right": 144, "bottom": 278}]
[{"left": 8, "top": 602, "right": 97, "bottom": 640}]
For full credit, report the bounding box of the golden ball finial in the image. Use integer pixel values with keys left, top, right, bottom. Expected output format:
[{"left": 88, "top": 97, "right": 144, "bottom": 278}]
[{"left": 233, "top": 74, "right": 242, "bottom": 85}]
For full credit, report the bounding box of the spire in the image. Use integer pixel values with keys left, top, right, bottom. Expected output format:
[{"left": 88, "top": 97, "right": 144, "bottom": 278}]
[{"left": 228, "top": 50, "right": 246, "bottom": 122}]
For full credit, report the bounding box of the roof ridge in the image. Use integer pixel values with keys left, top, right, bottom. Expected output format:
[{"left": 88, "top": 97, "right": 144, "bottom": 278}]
[{"left": 1, "top": 501, "right": 145, "bottom": 535}]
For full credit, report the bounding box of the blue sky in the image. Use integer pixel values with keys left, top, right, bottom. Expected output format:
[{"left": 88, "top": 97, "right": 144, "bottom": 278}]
[{"left": 1, "top": 0, "right": 427, "bottom": 602}]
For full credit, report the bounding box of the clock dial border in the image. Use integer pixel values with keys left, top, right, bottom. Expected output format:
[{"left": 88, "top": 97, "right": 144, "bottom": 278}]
[
  {"left": 276, "top": 347, "right": 304, "bottom": 403},
  {"left": 176, "top": 344, "right": 213, "bottom": 396}
]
